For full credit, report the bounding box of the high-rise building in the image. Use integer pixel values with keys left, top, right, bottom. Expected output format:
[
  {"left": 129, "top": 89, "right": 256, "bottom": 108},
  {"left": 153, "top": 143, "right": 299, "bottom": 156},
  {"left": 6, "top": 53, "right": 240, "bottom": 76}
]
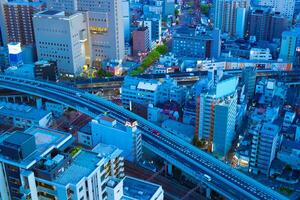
[
  {"left": 122, "top": 0, "right": 130, "bottom": 43},
  {"left": 0, "top": 0, "right": 8, "bottom": 46},
  {"left": 250, "top": 123, "right": 280, "bottom": 175},
  {"left": 78, "top": 0, "right": 125, "bottom": 64},
  {"left": 132, "top": 27, "right": 150, "bottom": 56},
  {"left": 33, "top": 10, "right": 87, "bottom": 76},
  {"left": 256, "top": 0, "right": 295, "bottom": 19},
  {"left": 213, "top": 92, "right": 237, "bottom": 157},
  {"left": 195, "top": 76, "right": 238, "bottom": 156},
  {"left": 0, "top": 0, "right": 46, "bottom": 46},
  {"left": 242, "top": 66, "right": 257, "bottom": 100},
  {"left": 46, "top": 0, "right": 125, "bottom": 65},
  {"left": 172, "top": 26, "right": 221, "bottom": 59},
  {"left": 236, "top": 7, "right": 247, "bottom": 38},
  {"left": 279, "top": 30, "right": 299, "bottom": 61},
  {"left": 45, "top": 0, "right": 78, "bottom": 12},
  {"left": 214, "top": 0, "right": 250, "bottom": 36},
  {"left": 248, "top": 7, "right": 288, "bottom": 41}
]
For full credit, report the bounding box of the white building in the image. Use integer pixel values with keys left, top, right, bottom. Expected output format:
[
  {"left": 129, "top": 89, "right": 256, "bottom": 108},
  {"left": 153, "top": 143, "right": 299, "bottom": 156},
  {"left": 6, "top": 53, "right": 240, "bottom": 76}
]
[
  {"left": 212, "top": 92, "right": 237, "bottom": 157},
  {"left": 46, "top": 0, "right": 125, "bottom": 63},
  {"left": 121, "top": 76, "right": 187, "bottom": 109},
  {"left": 33, "top": 10, "right": 87, "bottom": 76},
  {"left": 250, "top": 123, "right": 280, "bottom": 175},
  {"left": 79, "top": 0, "right": 125, "bottom": 63},
  {"left": 249, "top": 48, "right": 272, "bottom": 60}
]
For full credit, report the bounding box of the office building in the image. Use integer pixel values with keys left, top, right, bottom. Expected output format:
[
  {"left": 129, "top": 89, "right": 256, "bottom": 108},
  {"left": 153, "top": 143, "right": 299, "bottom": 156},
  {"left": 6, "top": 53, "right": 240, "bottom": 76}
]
[
  {"left": 250, "top": 123, "right": 280, "bottom": 175},
  {"left": 248, "top": 7, "right": 288, "bottom": 41},
  {"left": 0, "top": 101, "right": 52, "bottom": 129},
  {"left": 79, "top": 0, "right": 125, "bottom": 63},
  {"left": 132, "top": 27, "right": 150, "bottom": 56},
  {"left": 33, "top": 10, "right": 87, "bottom": 76},
  {"left": 45, "top": 0, "right": 125, "bottom": 64},
  {"left": 0, "top": 0, "right": 46, "bottom": 46},
  {"left": 256, "top": 0, "right": 295, "bottom": 19},
  {"left": 214, "top": 0, "right": 250, "bottom": 36},
  {"left": 0, "top": 126, "right": 126, "bottom": 200},
  {"left": 172, "top": 26, "right": 221, "bottom": 59},
  {"left": 34, "top": 60, "right": 59, "bottom": 82},
  {"left": 195, "top": 76, "right": 238, "bottom": 156},
  {"left": 279, "top": 30, "right": 299, "bottom": 61},
  {"left": 78, "top": 115, "right": 142, "bottom": 162}
]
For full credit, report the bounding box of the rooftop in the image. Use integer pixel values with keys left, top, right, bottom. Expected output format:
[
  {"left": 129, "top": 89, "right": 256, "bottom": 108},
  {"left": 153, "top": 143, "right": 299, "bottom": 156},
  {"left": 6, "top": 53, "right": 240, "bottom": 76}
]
[
  {"left": 122, "top": 176, "right": 162, "bottom": 200},
  {"left": 53, "top": 150, "right": 104, "bottom": 185},
  {"left": 92, "top": 143, "right": 122, "bottom": 160},
  {"left": 0, "top": 127, "right": 72, "bottom": 169},
  {"left": 3, "top": 132, "right": 33, "bottom": 147}
]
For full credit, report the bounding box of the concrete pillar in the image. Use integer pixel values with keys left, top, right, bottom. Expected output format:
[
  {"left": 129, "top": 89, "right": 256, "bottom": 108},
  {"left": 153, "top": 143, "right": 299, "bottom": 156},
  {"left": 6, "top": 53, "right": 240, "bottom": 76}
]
[
  {"left": 36, "top": 98, "right": 42, "bottom": 110},
  {"left": 206, "top": 187, "right": 211, "bottom": 199},
  {"left": 167, "top": 163, "right": 173, "bottom": 176}
]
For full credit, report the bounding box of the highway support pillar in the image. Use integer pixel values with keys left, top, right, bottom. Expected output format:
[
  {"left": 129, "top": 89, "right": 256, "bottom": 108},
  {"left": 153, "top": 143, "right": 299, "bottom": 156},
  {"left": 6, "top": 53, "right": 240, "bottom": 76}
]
[
  {"left": 36, "top": 98, "right": 42, "bottom": 110},
  {"left": 206, "top": 187, "right": 211, "bottom": 199},
  {"left": 167, "top": 162, "right": 173, "bottom": 176}
]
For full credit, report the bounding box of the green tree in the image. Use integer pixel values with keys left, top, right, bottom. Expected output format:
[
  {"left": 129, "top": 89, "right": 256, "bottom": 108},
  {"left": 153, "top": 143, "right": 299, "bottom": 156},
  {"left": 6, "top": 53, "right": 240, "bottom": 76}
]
[{"left": 201, "top": 4, "right": 210, "bottom": 15}]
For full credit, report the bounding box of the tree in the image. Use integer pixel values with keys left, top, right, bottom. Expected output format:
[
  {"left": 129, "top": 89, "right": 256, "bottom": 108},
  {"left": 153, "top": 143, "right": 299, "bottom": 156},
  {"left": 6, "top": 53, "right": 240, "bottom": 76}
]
[
  {"left": 130, "top": 44, "right": 169, "bottom": 76},
  {"left": 201, "top": 4, "right": 210, "bottom": 15}
]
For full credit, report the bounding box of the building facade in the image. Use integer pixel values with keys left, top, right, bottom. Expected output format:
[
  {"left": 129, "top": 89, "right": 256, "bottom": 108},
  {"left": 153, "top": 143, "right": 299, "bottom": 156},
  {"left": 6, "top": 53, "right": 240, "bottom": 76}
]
[
  {"left": 214, "top": 0, "right": 250, "bottom": 36},
  {"left": 0, "top": 0, "right": 46, "bottom": 46},
  {"left": 172, "top": 26, "right": 220, "bottom": 59},
  {"left": 250, "top": 123, "right": 280, "bottom": 175},
  {"left": 33, "top": 11, "right": 87, "bottom": 76}
]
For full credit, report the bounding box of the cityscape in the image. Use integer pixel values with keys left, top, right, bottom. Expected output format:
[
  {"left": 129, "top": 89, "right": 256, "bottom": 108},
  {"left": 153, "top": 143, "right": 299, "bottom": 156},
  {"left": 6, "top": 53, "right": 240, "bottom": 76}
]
[{"left": 0, "top": 0, "right": 299, "bottom": 199}]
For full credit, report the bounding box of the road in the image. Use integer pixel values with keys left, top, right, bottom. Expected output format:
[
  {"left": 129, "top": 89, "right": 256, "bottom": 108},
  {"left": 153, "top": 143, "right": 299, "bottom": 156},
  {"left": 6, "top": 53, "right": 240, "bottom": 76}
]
[{"left": 0, "top": 75, "right": 288, "bottom": 200}]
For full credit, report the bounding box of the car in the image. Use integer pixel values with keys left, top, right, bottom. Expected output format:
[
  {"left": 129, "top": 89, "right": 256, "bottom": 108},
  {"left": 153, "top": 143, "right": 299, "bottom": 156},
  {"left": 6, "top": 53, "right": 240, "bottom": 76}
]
[
  {"left": 152, "top": 130, "right": 160, "bottom": 136},
  {"left": 203, "top": 174, "right": 212, "bottom": 182},
  {"left": 76, "top": 92, "right": 81, "bottom": 97}
]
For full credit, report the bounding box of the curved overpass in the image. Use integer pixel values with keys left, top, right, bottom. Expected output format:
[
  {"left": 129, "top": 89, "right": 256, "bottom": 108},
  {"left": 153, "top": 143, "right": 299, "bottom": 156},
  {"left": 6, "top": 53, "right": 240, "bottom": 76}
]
[{"left": 0, "top": 75, "right": 287, "bottom": 200}]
